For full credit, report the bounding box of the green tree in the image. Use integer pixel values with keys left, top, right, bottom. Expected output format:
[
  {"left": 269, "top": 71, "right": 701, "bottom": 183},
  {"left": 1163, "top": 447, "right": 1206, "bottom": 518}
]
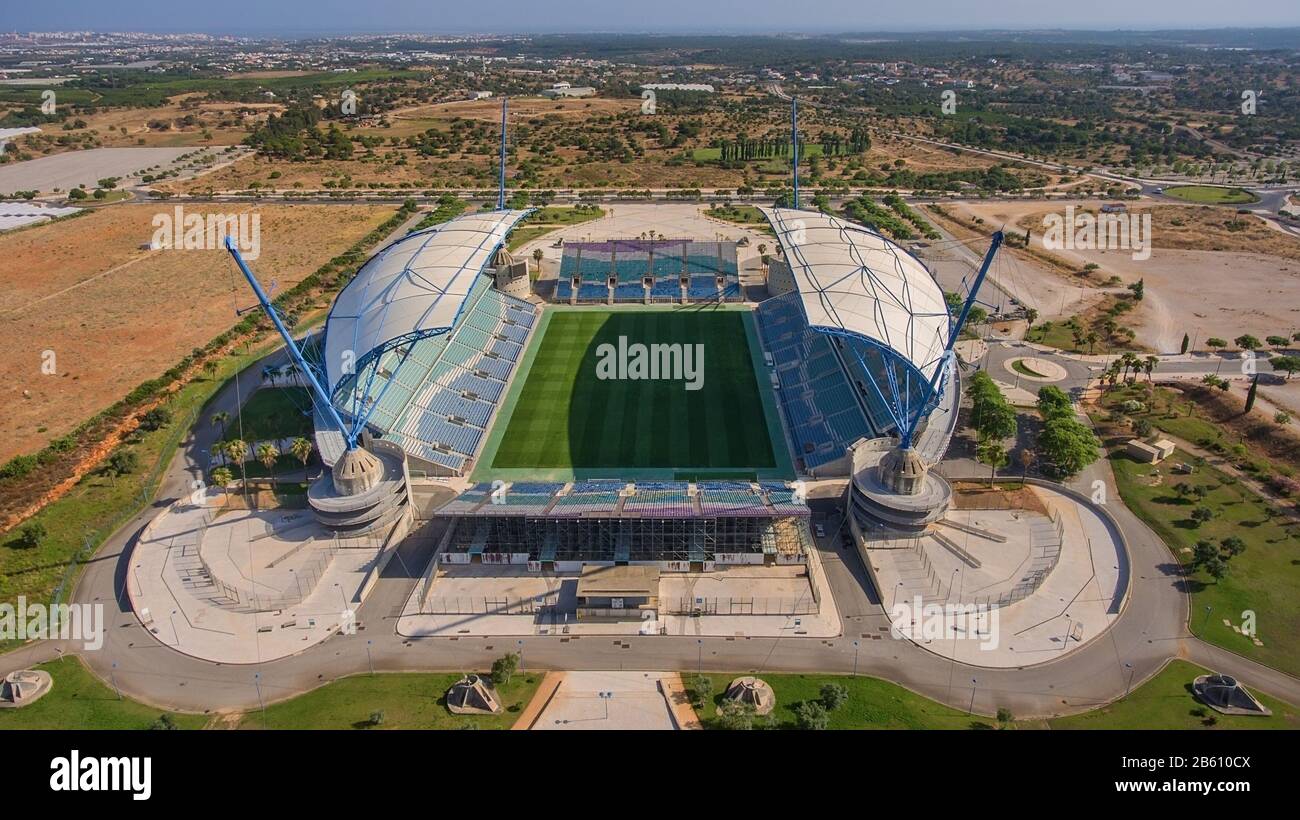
[
  {"left": 820, "top": 683, "right": 849, "bottom": 712},
  {"left": 717, "top": 700, "right": 756, "bottom": 730},
  {"left": 1190, "top": 505, "right": 1215, "bottom": 528},
  {"left": 15, "top": 521, "right": 47, "bottom": 549},
  {"left": 105, "top": 449, "right": 138, "bottom": 479},
  {"left": 491, "top": 652, "right": 520, "bottom": 687},
  {"left": 795, "top": 700, "right": 829, "bottom": 730},
  {"left": 977, "top": 440, "right": 1009, "bottom": 486},
  {"left": 256, "top": 442, "right": 280, "bottom": 488},
  {"left": 290, "top": 437, "right": 314, "bottom": 483},
  {"left": 1036, "top": 385, "right": 1074, "bottom": 420},
  {"left": 210, "top": 411, "right": 230, "bottom": 439},
  {"left": 1037, "top": 416, "right": 1100, "bottom": 478},
  {"left": 149, "top": 714, "right": 179, "bottom": 730}
]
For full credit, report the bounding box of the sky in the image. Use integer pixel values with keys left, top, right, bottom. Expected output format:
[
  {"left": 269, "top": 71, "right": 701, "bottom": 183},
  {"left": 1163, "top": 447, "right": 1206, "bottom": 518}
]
[{"left": 6, "top": 0, "right": 1300, "bottom": 35}]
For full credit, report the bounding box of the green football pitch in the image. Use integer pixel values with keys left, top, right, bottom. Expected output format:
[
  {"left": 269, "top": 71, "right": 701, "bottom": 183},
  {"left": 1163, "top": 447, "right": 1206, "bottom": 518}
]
[{"left": 483, "top": 308, "right": 786, "bottom": 478}]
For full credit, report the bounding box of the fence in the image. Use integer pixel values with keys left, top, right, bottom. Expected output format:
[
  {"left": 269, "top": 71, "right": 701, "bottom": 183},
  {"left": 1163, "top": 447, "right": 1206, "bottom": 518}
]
[
  {"left": 420, "top": 594, "right": 558, "bottom": 616},
  {"left": 184, "top": 502, "right": 341, "bottom": 613},
  {"left": 660, "top": 596, "right": 818, "bottom": 616},
  {"left": 50, "top": 403, "right": 203, "bottom": 610}
]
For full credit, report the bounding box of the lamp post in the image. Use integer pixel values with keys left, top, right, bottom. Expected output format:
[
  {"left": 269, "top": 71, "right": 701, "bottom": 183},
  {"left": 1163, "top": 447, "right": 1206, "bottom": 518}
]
[
  {"left": 517, "top": 639, "right": 525, "bottom": 671},
  {"left": 852, "top": 640, "right": 860, "bottom": 677},
  {"left": 110, "top": 662, "right": 121, "bottom": 700},
  {"left": 1124, "top": 662, "right": 1136, "bottom": 696},
  {"left": 968, "top": 678, "right": 978, "bottom": 715},
  {"left": 697, "top": 639, "right": 703, "bottom": 676},
  {"left": 366, "top": 639, "right": 374, "bottom": 676},
  {"left": 254, "top": 672, "right": 266, "bottom": 727},
  {"left": 891, "top": 580, "right": 904, "bottom": 609}
]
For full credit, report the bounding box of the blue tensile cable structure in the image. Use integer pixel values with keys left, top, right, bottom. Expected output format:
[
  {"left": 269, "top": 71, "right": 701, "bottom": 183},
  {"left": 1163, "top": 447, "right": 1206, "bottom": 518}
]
[
  {"left": 764, "top": 207, "right": 1003, "bottom": 450},
  {"left": 224, "top": 236, "right": 358, "bottom": 451}
]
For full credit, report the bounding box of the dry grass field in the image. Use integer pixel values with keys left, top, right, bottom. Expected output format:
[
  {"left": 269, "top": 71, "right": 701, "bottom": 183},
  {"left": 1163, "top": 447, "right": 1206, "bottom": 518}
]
[
  {"left": 0, "top": 203, "right": 393, "bottom": 461},
  {"left": 948, "top": 200, "right": 1300, "bottom": 351}
]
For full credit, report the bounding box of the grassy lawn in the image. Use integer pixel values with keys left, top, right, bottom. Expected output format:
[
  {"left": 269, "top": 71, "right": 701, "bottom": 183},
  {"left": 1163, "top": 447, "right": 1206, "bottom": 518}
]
[
  {"left": 689, "top": 673, "right": 1002, "bottom": 729},
  {"left": 1164, "top": 185, "right": 1259, "bottom": 205},
  {"left": 1050, "top": 660, "right": 1299, "bottom": 729},
  {"left": 507, "top": 205, "right": 605, "bottom": 251},
  {"left": 1108, "top": 447, "right": 1300, "bottom": 675},
  {"left": 237, "top": 671, "right": 541, "bottom": 729},
  {"left": 706, "top": 204, "right": 776, "bottom": 236},
  {"left": 0, "top": 658, "right": 207, "bottom": 730},
  {"left": 230, "top": 386, "right": 314, "bottom": 442},
  {"left": 1011, "top": 358, "right": 1049, "bottom": 378},
  {"left": 490, "top": 309, "right": 777, "bottom": 471},
  {"left": 0, "top": 339, "right": 284, "bottom": 653}
]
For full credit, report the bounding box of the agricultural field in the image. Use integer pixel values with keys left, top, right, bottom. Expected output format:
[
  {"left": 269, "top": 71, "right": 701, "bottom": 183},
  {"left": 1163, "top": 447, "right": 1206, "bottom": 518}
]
[{"left": 0, "top": 203, "right": 395, "bottom": 462}]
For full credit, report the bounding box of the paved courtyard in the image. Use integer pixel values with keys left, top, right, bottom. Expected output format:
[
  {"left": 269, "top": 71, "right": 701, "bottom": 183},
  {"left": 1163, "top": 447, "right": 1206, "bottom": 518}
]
[{"left": 530, "top": 671, "right": 682, "bottom": 730}]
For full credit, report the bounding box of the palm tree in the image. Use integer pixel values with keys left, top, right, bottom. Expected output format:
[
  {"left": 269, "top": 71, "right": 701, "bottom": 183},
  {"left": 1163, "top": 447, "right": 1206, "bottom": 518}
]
[
  {"left": 1143, "top": 355, "right": 1159, "bottom": 382},
  {"left": 290, "top": 437, "right": 314, "bottom": 483},
  {"left": 261, "top": 364, "right": 278, "bottom": 387},
  {"left": 211, "top": 466, "right": 234, "bottom": 501},
  {"left": 256, "top": 443, "right": 280, "bottom": 489},
  {"left": 202, "top": 359, "right": 218, "bottom": 380},
  {"left": 1018, "top": 448, "right": 1034, "bottom": 484},
  {"left": 224, "top": 439, "right": 249, "bottom": 496},
  {"left": 210, "top": 411, "right": 230, "bottom": 439}
]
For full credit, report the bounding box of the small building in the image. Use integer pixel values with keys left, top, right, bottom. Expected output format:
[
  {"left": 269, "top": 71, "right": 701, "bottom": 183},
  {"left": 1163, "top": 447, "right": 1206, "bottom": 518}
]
[
  {"left": 541, "top": 85, "right": 596, "bottom": 99},
  {"left": 575, "top": 565, "right": 660, "bottom": 621},
  {"left": 1100, "top": 202, "right": 1128, "bottom": 213},
  {"left": 1126, "top": 438, "right": 1175, "bottom": 464}
]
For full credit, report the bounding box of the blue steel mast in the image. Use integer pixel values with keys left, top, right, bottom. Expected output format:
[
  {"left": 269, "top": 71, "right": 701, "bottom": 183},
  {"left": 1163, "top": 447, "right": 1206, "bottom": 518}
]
[
  {"left": 898, "top": 229, "right": 1004, "bottom": 449},
  {"left": 497, "top": 96, "right": 508, "bottom": 210},
  {"left": 790, "top": 97, "right": 800, "bottom": 210},
  {"left": 224, "top": 236, "right": 357, "bottom": 451}
]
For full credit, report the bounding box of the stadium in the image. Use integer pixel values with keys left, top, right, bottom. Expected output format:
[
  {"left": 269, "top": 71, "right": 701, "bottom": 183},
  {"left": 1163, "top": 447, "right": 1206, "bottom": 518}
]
[{"left": 271, "top": 196, "right": 982, "bottom": 582}]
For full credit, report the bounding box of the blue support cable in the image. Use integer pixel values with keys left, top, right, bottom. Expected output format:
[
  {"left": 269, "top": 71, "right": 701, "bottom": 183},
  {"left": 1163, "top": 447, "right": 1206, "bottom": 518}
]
[{"left": 224, "top": 237, "right": 356, "bottom": 451}]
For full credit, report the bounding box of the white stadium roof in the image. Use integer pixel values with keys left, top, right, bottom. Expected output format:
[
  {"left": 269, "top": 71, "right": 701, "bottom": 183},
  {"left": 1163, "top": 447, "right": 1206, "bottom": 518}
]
[
  {"left": 761, "top": 207, "right": 951, "bottom": 383},
  {"left": 323, "top": 208, "right": 531, "bottom": 389}
]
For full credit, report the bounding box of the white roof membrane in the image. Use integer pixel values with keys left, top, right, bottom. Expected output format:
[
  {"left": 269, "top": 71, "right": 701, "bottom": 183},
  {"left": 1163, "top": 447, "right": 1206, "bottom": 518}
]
[
  {"left": 323, "top": 208, "right": 531, "bottom": 389},
  {"left": 761, "top": 207, "right": 950, "bottom": 383}
]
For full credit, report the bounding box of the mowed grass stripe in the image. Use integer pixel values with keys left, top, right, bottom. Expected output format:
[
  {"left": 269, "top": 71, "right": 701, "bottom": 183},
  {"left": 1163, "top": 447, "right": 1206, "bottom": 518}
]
[{"left": 492, "top": 309, "right": 775, "bottom": 470}]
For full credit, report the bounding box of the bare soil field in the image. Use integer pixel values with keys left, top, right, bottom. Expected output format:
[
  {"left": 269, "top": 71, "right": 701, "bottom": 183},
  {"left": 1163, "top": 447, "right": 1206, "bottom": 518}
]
[
  {"left": 0, "top": 147, "right": 196, "bottom": 195},
  {"left": 917, "top": 203, "right": 1109, "bottom": 322},
  {"left": 0, "top": 203, "right": 393, "bottom": 461},
  {"left": 12, "top": 95, "right": 275, "bottom": 158},
  {"left": 949, "top": 200, "right": 1300, "bottom": 352}
]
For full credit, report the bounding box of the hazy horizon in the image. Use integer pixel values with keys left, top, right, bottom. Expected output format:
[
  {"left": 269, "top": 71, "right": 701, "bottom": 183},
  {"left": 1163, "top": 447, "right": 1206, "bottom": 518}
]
[{"left": 7, "top": 0, "right": 1300, "bottom": 36}]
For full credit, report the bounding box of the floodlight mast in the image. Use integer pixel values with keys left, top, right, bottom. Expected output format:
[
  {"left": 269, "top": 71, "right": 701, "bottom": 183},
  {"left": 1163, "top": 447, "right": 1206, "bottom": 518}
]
[
  {"left": 790, "top": 97, "right": 800, "bottom": 210},
  {"left": 898, "top": 229, "right": 1003, "bottom": 449},
  {"left": 223, "top": 236, "right": 356, "bottom": 450},
  {"left": 497, "top": 96, "right": 508, "bottom": 210}
]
